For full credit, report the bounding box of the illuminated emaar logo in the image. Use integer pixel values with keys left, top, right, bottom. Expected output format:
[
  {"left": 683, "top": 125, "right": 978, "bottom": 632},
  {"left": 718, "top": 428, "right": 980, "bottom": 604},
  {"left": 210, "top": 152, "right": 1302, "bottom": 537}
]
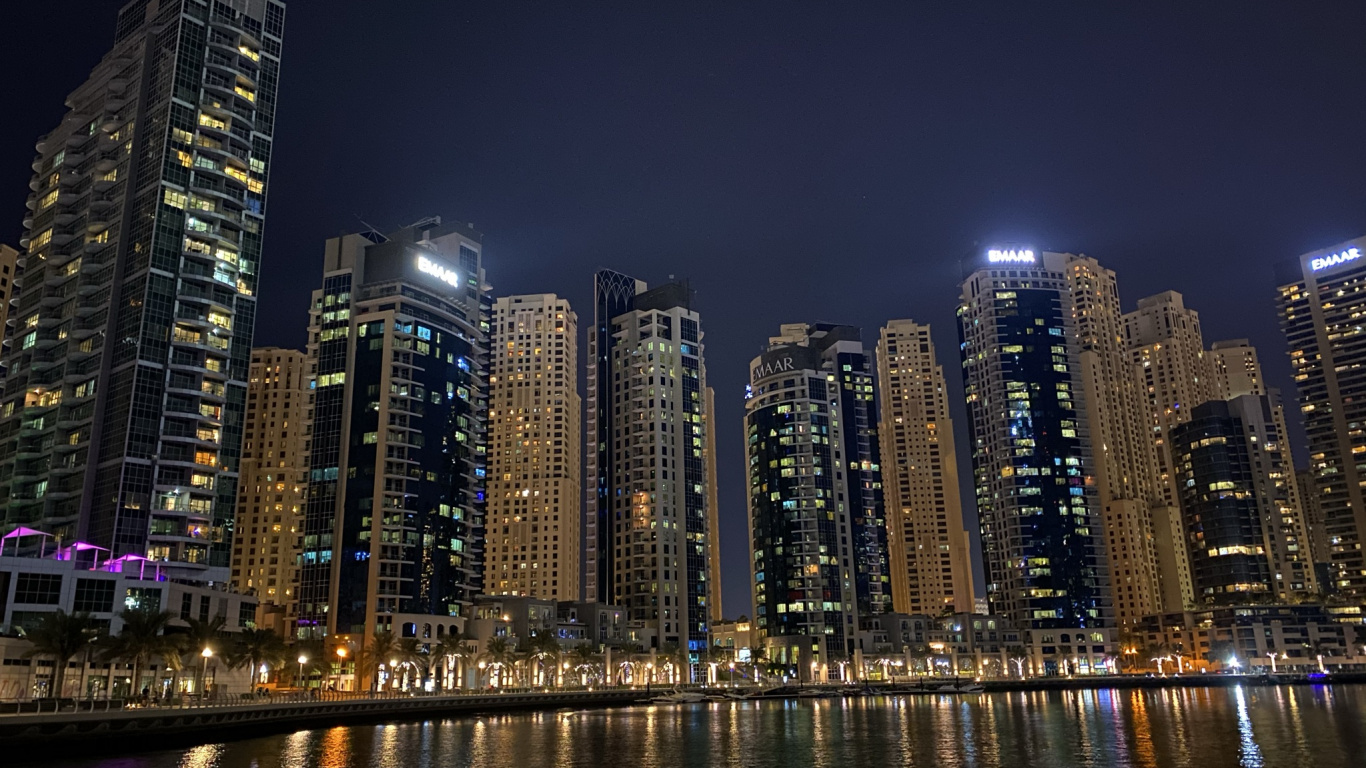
[
  {"left": 1310, "top": 247, "right": 1362, "bottom": 272},
  {"left": 417, "top": 255, "right": 461, "bottom": 288},
  {"left": 988, "top": 248, "right": 1036, "bottom": 264}
]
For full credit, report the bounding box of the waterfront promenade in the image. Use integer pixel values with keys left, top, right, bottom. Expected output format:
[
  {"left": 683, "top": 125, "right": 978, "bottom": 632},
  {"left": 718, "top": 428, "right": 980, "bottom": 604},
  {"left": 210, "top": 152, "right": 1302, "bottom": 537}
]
[{"left": 3, "top": 673, "right": 1361, "bottom": 754}]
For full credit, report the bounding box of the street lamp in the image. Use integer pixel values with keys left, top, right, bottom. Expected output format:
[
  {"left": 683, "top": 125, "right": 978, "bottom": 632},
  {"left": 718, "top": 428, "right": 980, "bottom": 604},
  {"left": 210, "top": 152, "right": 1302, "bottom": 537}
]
[
  {"left": 336, "top": 646, "right": 348, "bottom": 692},
  {"left": 200, "top": 647, "right": 213, "bottom": 698},
  {"left": 297, "top": 655, "right": 308, "bottom": 689},
  {"left": 728, "top": 661, "right": 735, "bottom": 688}
]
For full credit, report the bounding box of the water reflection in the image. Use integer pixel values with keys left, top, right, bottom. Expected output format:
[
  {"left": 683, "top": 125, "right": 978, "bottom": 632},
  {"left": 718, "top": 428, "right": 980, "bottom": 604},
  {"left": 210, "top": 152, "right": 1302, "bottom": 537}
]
[{"left": 26, "top": 686, "right": 1366, "bottom": 768}]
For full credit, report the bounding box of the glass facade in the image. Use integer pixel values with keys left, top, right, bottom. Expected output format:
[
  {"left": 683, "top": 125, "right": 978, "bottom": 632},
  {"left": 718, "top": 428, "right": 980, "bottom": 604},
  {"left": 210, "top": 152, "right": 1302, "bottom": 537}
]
[
  {"left": 746, "top": 342, "right": 856, "bottom": 672},
  {"left": 1276, "top": 235, "right": 1366, "bottom": 596},
  {"left": 0, "top": 0, "right": 285, "bottom": 581},
  {"left": 958, "top": 254, "right": 1111, "bottom": 632},
  {"left": 297, "top": 221, "right": 488, "bottom": 639}
]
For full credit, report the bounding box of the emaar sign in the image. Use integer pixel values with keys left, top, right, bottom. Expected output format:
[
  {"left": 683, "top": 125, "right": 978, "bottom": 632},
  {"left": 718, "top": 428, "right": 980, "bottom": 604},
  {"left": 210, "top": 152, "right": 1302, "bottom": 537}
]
[
  {"left": 1311, "top": 247, "right": 1362, "bottom": 272},
  {"left": 988, "top": 249, "right": 1035, "bottom": 264},
  {"left": 417, "top": 255, "right": 461, "bottom": 288}
]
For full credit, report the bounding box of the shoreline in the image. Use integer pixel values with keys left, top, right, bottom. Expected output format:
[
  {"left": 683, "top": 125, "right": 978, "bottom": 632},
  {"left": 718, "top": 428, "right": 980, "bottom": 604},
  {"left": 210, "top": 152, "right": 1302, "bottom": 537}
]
[{"left": 4, "top": 674, "right": 1360, "bottom": 756}]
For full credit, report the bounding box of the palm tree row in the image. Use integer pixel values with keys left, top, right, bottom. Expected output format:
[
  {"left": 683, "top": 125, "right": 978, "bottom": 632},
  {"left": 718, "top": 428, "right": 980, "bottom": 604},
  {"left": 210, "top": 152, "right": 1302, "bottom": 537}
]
[{"left": 21, "top": 607, "right": 296, "bottom": 699}]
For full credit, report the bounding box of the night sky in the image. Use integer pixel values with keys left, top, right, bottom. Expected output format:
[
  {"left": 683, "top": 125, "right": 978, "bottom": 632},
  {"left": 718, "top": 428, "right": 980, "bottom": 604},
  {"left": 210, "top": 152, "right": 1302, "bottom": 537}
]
[{"left": 3, "top": 1, "right": 1365, "bottom": 618}]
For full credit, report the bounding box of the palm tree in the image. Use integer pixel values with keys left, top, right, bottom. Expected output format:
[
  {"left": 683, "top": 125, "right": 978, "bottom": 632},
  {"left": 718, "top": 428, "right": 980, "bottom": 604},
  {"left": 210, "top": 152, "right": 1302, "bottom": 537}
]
[
  {"left": 100, "top": 607, "right": 178, "bottom": 699},
  {"left": 659, "top": 641, "right": 684, "bottom": 684},
  {"left": 394, "top": 637, "right": 428, "bottom": 690},
  {"left": 749, "top": 645, "right": 769, "bottom": 684},
  {"left": 178, "top": 615, "right": 227, "bottom": 694},
  {"left": 481, "top": 637, "right": 514, "bottom": 687},
  {"left": 358, "top": 630, "right": 400, "bottom": 692},
  {"left": 527, "top": 633, "right": 561, "bottom": 686},
  {"left": 228, "top": 627, "right": 288, "bottom": 686},
  {"left": 23, "top": 611, "right": 100, "bottom": 699},
  {"left": 1006, "top": 646, "right": 1030, "bottom": 678},
  {"left": 570, "top": 644, "right": 598, "bottom": 686},
  {"left": 431, "top": 635, "right": 466, "bottom": 690}
]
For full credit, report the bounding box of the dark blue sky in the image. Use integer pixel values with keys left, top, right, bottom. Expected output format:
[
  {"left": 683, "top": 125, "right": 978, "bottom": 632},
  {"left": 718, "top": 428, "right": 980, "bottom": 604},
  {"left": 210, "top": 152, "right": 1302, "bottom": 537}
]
[{"left": 3, "top": 1, "right": 1365, "bottom": 617}]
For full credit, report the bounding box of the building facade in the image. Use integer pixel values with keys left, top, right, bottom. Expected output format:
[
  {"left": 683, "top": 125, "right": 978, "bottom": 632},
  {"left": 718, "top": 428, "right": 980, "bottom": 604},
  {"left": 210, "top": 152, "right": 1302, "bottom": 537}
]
[
  {"left": 874, "top": 320, "right": 974, "bottom": 615},
  {"left": 957, "top": 248, "right": 1113, "bottom": 641},
  {"left": 1065, "top": 255, "right": 1166, "bottom": 627},
  {"left": 0, "top": 245, "right": 16, "bottom": 351},
  {"left": 1170, "top": 396, "right": 1317, "bottom": 603},
  {"left": 297, "top": 219, "right": 488, "bottom": 644},
  {"left": 745, "top": 338, "right": 859, "bottom": 679},
  {"left": 585, "top": 270, "right": 645, "bottom": 604},
  {"left": 230, "top": 347, "right": 307, "bottom": 635},
  {"left": 1276, "top": 236, "right": 1366, "bottom": 595},
  {"left": 486, "top": 294, "right": 580, "bottom": 601},
  {"left": 588, "top": 274, "right": 714, "bottom": 659},
  {"left": 1211, "top": 339, "right": 1265, "bottom": 398},
  {"left": 0, "top": 0, "right": 286, "bottom": 583},
  {"left": 769, "top": 324, "right": 889, "bottom": 616},
  {"left": 1124, "top": 291, "right": 1222, "bottom": 610}
]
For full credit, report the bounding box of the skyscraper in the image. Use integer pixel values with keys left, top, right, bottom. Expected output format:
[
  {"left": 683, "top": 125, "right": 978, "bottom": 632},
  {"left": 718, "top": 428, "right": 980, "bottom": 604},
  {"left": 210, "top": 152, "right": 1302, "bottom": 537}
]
[
  {"left": 1065, "top": 255, "right": 1165, "bottom": 627},
  {"left": 1211, "top": 339, "right": 1266, "bottom": 398},
  {"left": 0, "top": 0, "right": 286, "bottom": 580},
  {"left": 958, "top": 249, "right": 1112, "bottom": 654},
  {"left": 767, "top": 324, "right": 889, "bottom": 616},
  {"left": 874, "top": 320, "right": 974, "bottom": 615},
  {"left": 297, "top": 218, "right": 488, "bottom": 643},
  {"left": 745, "top": 335, "right": 857, "bottom": 678},
  {"left": 1170, "top": 395, "right": 1317, "bottom": 602},
  {"left": 231, "top": 347, "right": 307, "bottom": 634},
  {"left": 1124, "top": 290, "right": 1222, "bottom": 611},
  {"left": 1277, "top": 235, "right": 1366, "bottom": 595},
  {"left": 585, "top": 270, "right": 644, "bottom": 604},
  {"left": 0, "top": 244, "right": 17, "bottom": 349},
  {"left": 587, "top": 273, "right": 714, "bottom": 657},
  {"left": 486, "top": 294, "right": 580, "bottom": 601}
]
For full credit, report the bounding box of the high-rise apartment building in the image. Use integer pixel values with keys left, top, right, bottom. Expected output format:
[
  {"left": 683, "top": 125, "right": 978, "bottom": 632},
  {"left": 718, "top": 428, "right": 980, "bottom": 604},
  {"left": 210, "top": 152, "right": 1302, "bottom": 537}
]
[
  {"left": 1064, "top": 255, "right": 1165, "bottom": 627},
  {"left": 1296, "top": 467, "right": 1334, "bottom": 591},
  {"left": 486, "top": 294, "right": 580, "bottom": 601},
  {"left": 0, "top": 245, "right": 17, "bottom": 349},
  {"left": 1277, "top": 236, "right": 1366, "bottom": 595},
  {"left": 1124, "top": 291, "right": 1222, "bottom": 611},
  {"left": 585, "top": 270, "right": 645, "bottom": 604},
  {"left": 298, "top": 219, "right": 488, "bottom": 643},
  {"left": 958, "top": 249, "right": 1112, "bottom": 654},
  {"left": 231, "top": 347, "right": 307, "bottom": 634},
  {"left": 0, "top": 0, "right": 285, "bottom": 580},
  {"left": 1170, "top": 396, "right": 1317, "bottom": 603},
  {"left": 745, "top": 337, "right": 857, "bottom": 677},
  {"left": 874, "top": 320, "right": 974, "bottom": 615},
  {"left": 1211, "top": 339, "right": 1265, "bottom": 398},
  {"left": 586, "top": 272, "right": 714, "bottom": 658},
  {"left": 767, "top": 324, "right": 889, "bottom": 616},
  {"left": 704, "top": 385, "right": 723, "bottom": 624}
]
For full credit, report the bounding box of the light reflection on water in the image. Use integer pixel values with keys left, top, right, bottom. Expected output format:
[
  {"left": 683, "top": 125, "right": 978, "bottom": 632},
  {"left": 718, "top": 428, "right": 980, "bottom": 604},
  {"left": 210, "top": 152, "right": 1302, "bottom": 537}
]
[{"left": 30, "top": 685, "right": 1366, "bottom": 768}]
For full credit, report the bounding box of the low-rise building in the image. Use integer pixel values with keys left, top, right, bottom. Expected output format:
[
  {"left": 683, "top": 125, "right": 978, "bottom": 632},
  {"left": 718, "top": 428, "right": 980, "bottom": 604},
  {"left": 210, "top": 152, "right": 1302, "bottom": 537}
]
[
  {"left": 1132, "top": 604, "right": 1366, "bottom": 672},
  {"left": 0, "top": 542, "right": 259, "bottom": 699}
]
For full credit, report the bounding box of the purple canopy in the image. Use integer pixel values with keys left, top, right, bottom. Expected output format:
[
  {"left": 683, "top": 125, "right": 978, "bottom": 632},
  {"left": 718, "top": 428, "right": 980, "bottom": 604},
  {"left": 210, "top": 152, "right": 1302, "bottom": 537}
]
[{"left": 0, "top": 526, "right": 53, "bottom": 557}]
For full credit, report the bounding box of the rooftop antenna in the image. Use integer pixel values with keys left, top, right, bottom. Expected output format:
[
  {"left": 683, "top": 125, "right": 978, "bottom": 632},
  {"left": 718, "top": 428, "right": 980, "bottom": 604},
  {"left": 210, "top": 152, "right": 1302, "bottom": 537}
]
[{"left": 354, "top": 215, "right": 388, "bottom": 244}]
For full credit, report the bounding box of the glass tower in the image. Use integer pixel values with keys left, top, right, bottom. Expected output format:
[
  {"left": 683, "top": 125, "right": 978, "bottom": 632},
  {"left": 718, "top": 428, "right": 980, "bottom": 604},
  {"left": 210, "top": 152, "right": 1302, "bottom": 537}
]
[
  {"left": 745, "top": 335, "right": 859, "bottom": 679},
  {"left": 1276, "top": 235, "right": 1366, "bottom": 595},
  {"left": 0, "top": 0, "right": 286, "bottom": 581},
  {"left": 958, "top": 249, "right": 1112, "bottom": 641},
  {"left": 297, "top": 219, "right": 489, "bottom": 642}
]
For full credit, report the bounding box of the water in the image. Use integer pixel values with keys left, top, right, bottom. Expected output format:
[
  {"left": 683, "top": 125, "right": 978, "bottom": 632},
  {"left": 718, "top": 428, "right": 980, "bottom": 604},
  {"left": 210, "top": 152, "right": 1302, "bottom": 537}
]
[{"left": 28, "top": 686, "right": 1366, "bottom": 768}]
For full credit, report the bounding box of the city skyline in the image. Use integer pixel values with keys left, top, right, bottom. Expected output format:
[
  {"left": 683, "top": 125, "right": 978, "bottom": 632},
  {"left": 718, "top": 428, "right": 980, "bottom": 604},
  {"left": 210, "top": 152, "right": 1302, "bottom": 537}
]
[{"left": 3, "top": 2, "right": 1366, "bottom": 618}]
